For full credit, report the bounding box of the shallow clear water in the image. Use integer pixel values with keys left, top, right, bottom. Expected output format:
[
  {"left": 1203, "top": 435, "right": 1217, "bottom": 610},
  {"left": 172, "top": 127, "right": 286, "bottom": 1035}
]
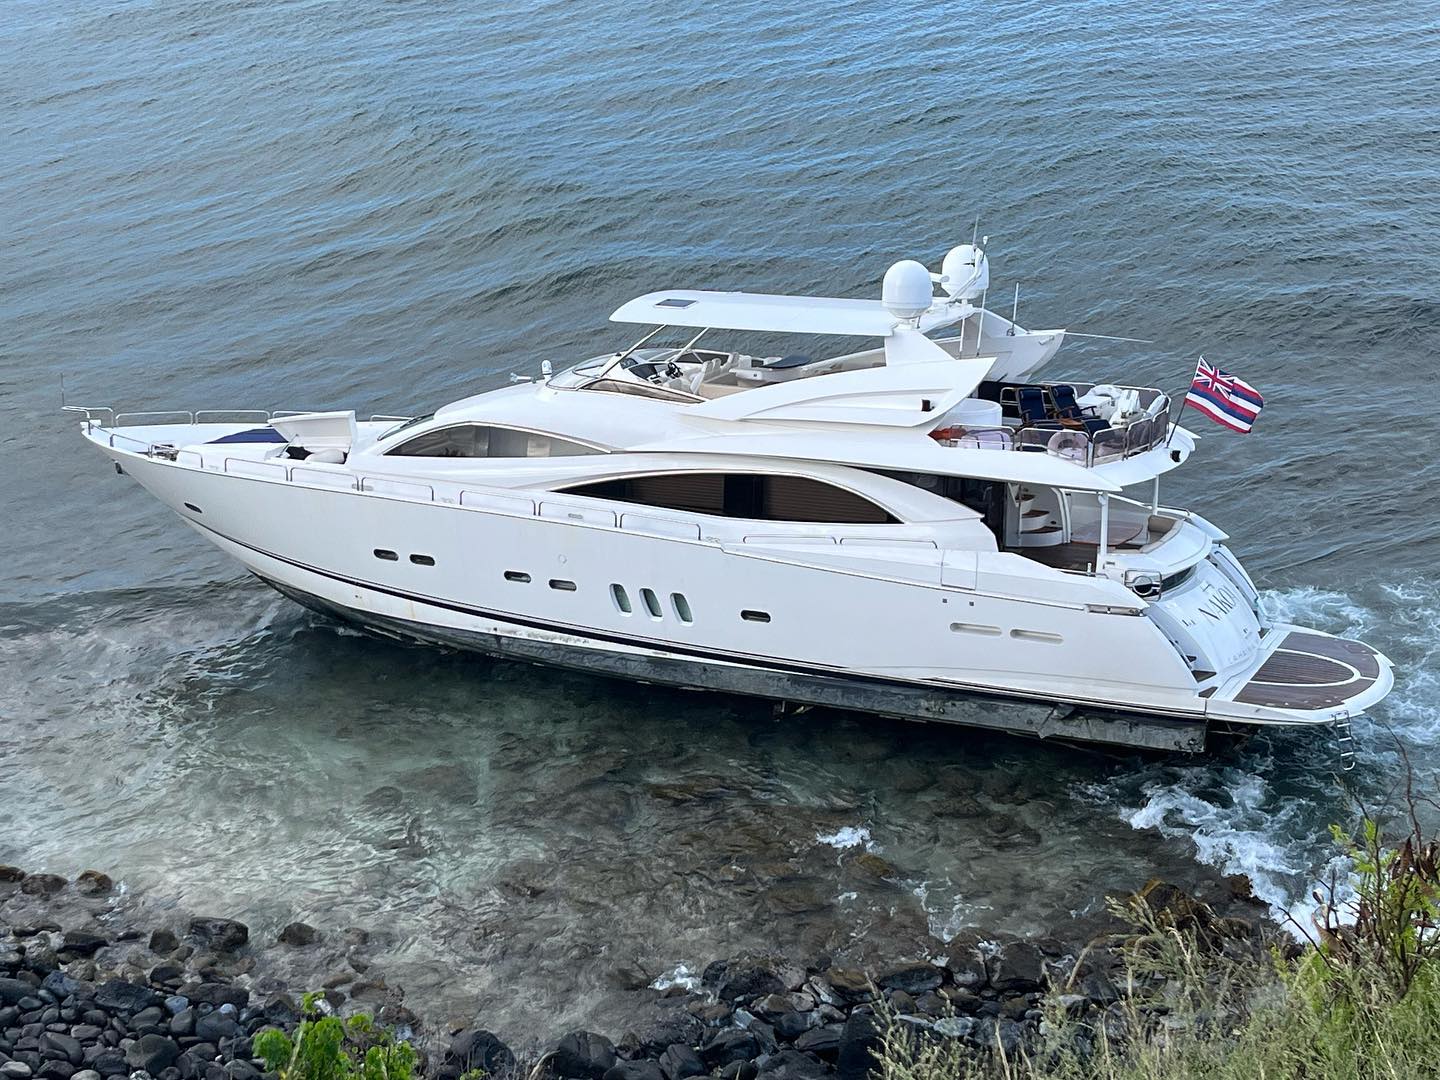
[{"left": 2, "top": 0, "right": 1440, "bottom": 1043}]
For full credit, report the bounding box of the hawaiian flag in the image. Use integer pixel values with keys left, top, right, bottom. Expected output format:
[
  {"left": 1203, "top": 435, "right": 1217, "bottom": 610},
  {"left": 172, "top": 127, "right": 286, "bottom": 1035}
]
[{"left": 1184, "top": 357, "right": 1265, "bottom": 433}]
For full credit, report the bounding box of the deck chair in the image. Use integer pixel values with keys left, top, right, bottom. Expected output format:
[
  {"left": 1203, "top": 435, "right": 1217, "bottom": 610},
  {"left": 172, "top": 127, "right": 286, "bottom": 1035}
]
[
  {"left": 1016, "top": 386, "right": 1063, "bottom": 450},
  {"left": 1050, "top": 384, "right": 1111, "bottom": 435}
]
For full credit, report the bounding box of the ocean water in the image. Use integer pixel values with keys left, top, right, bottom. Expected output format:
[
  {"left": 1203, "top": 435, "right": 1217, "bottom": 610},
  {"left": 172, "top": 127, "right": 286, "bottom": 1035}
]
[{"left": 3, "top": 0, "right": 1440, "bottom": 1043}]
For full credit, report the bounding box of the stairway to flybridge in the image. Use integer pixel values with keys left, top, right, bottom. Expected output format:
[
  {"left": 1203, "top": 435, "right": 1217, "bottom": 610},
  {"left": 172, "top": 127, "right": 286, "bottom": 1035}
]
[{"left": 1012, "top": 487, "right": 1064, "bottom": 547}]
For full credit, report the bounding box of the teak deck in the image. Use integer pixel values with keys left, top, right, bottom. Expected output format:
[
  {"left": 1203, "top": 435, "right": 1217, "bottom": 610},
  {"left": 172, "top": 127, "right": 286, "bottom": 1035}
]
[{"left": 1234, "top": 631, "right": 1383, "bottom": 710}]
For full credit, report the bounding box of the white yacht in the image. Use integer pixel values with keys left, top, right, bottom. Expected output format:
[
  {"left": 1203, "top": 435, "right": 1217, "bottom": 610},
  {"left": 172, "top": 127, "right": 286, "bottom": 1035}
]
[{"left": 69, "top": 245, "right": 1392, "bottom": 754}]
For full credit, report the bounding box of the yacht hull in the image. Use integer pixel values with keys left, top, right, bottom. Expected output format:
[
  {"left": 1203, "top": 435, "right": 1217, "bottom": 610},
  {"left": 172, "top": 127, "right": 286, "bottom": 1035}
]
[{"left": 254, "top": 568, "right": 1209, "bottom": 754}]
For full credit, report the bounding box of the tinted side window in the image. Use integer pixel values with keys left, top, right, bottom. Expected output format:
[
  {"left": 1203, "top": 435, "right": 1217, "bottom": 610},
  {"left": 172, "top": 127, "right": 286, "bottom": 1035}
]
[
  {"left": 561, "top": 473, "right": 897, "bottom": 524},
  {"left": 390, "top": 425, "right": 489, "bottom": 458},
  {"left": 572, "top": 473, "right": 726, "bottom": 515},
  {"left": 754, "top": 475, "right": 894, "bottom": 524},
  {"left": 389, "top": 425, "right": 601, "bottom": 458}
]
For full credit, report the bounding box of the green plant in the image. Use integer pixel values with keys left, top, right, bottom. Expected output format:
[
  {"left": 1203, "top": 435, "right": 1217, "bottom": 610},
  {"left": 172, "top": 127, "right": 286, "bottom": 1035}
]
[{"left": 254, "top": 993, "right": 417, "bottom": 1080}]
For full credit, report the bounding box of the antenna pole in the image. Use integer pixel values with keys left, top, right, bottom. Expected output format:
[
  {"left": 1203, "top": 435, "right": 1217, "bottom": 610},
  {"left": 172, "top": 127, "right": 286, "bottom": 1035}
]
[
  {"left": 1011, "top": 283, "right": 1020, "bottom": 336},
  {"left": 976, "top": 288, "right": 987, "bottom": 358}
]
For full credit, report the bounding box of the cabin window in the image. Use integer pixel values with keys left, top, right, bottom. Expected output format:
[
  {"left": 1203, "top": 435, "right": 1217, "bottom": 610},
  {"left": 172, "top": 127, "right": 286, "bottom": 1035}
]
[
  {"left": 611, "top": 584, "right": 633, "bottom": 614},
  {"left": 640, "top": 588, "right": 663, "bottom": 619},
  {"left": 373, "top": 549, "right": 399, "bottom": 561},
  {"left": 671, "top": 593, "right": 694, "bottom": 624},
  {"left": 559, "top": 473, "right": 897, "bottom": 524},
  {"left": 388, "top": 424, "right": 605, "bottom": 459},
  {"left": 409, "top": 554, "right": 436, "bottom": 566},
  {"left": 504, "top": 570, "right": 531, "bottom": 583},
  {"left": 549, "top": 579, "right": 578, "bottom": 592},
  {"left": 741, "top": 609, "right": 771, "bottom": 623}
]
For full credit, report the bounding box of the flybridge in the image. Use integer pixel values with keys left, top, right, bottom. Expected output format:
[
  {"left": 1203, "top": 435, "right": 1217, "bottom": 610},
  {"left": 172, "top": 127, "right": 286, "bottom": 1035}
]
[{"left": 609, "top": 244, "right": 993, "bottom": 339}]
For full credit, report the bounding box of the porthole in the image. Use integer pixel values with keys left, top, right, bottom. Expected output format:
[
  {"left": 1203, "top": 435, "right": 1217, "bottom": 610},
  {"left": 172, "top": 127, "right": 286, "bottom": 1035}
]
[
  {"left": 640, "top": 588, "right": 663, "bottom": 619},
  {"left": 741, "top": 609, "right": 771, "bottom": 623},
  {"left": 549, "top": 579, "right": 578, "bottom": 592},
  {"left": 950, "top": 622, "right": 1002, "bottom": 636},
  {"left": 611, "top": 584, "right": 633, "bottom": 614},
  {"left": 671, "top": 593, "right": 693, "bottom": 624},
  {"left": 373, "top": 549, "right": 399, "bottom": 561},
  {"left": 1011, "top": 628, "right": 1063, "bottom": 644},
  {"left": 504, "top": 570, "right": 531, "bottom": 583},
  {"left": 409, "top": 554, "right": 435, "bottom": 566},
  {"left": 183, "top": 502, "right": 203, "bottom": 514}
]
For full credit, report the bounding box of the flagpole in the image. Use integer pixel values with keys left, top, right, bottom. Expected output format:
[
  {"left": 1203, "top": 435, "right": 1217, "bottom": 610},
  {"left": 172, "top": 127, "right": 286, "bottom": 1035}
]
[{"left": 1163, "top": 355, "right": 1202, "bottom": 448}]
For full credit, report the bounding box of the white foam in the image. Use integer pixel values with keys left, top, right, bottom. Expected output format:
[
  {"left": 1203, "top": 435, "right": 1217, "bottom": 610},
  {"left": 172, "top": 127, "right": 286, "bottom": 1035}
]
[
  {"left": 816, "top": 825, "right": 872, "bottom": 850},
  {"left": 650, "top": 963, "right": 701, "bottom": 992}
]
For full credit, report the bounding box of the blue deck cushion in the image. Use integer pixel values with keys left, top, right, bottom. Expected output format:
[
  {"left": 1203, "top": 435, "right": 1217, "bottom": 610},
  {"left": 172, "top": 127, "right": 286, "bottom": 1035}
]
[{"left": 207, "top": 427, "right": 287, "bottom": 444}]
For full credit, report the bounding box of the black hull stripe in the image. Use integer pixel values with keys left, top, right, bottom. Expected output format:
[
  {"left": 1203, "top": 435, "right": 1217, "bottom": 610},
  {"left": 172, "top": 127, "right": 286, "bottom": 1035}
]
[{"left": 189, "top": 518, "right": 1204, "bottom": 722}]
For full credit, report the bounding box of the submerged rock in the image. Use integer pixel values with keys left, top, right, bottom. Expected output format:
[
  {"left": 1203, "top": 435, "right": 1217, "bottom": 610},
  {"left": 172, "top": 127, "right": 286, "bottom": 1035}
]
[
  {"left": 20, "top": 874, "right": 66, "bottom": 896},
  {"left": 277, "top": 922, "right": 318, "bottom": 947},
  {"left": 73, "top": 871, "right": 114, "bottom": 896},
  {"left": 187, "top": 918, "right": 248, "bottom": 952}
]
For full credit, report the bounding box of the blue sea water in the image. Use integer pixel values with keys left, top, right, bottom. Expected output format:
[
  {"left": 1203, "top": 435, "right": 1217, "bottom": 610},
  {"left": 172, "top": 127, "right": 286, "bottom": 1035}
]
[{"left": 2, "top": 0, "right": 1440, "bottom": 1039}]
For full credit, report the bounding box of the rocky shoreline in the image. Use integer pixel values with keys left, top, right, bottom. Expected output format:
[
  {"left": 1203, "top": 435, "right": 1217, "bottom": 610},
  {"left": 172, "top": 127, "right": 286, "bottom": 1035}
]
[{"left": 1, "top": 864, "right": 1279, "bottom": 1080}]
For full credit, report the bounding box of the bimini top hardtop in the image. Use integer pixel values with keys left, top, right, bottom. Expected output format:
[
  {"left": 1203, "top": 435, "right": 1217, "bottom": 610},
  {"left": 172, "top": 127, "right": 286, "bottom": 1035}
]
[{"left": 609, "top": 246, "right": 991, "bottom": 338}]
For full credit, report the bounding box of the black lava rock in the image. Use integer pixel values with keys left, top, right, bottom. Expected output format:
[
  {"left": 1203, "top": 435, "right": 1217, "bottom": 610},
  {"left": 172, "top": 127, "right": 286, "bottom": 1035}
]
[
  {"left": 58, "top": 935, "right": 105, "bottom": 959},
  {"left": 186, "top": 921, "right": 248, "bottom": 953},
  {"left": 835, "top": 1014, "right": 880, "bottom": 1080},
  {"left": 125, "top": 1036, "right": 180, "bottom": 1074},
  {"left": 700, "top": 1029, "right": 762, "bottom": 1069},
  {"left": 756, "top": 1050, "right": 830, "bottom": 1080},
  {"left": 94, "top": 982, "right": 160, "bottom": 1015},
  {"left": 438, "top": 1029, "right": 514, "bottom": 1080},
  {"left": 602, "top": 1063, "right": 663, "bottom": 1080},
  {"left": 193, "top": 1013, "right": 237, "bottom": 1043},
  {"left": 0, "top": 979, "right": 35, "bottom": 1006},
  {"left": 987, "top": 942, "right": 1046, "bottom": 994},
  {"left": 551, "top": 1031, "right": 615, "bottom": 1080},
  {"left": 716, "top": 960, "right": 786, "bottom": 1003},
  {"left": 657, "top": 1044, "right": 705, "bottom": 1080},
  {"left": 39, "top": 1033, "right": 81, "bottom": 1065},
  {"left": 794, "top": 1026, "right": 842, "bottom": 1060},
  {"left": 876, "top": 964, "right": 942, "bottom": 995},
  {"left": 90, "top": 1049, "right": 126, "bottom": 1077},
  {"left": 148, "top": 931, "right": 180, "bottom": 956}
]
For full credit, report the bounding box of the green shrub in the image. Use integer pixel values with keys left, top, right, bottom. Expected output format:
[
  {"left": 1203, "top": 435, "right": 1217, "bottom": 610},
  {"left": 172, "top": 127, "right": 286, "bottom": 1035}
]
[
  {"left": 871, "top": 807, "right": 1440, "bottom": 1080},
  {"left": 254, "top": 992, "right": 418, "bottom": 1080}
]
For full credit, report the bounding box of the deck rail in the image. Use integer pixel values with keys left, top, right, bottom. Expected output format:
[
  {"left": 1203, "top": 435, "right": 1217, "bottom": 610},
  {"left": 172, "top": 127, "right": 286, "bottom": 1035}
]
[
  {"left": 933, "top": 397, "right": 1173, "bottom": 466},
  {"left": 79, "top": 416, "right": 924, "bottom": 548}
]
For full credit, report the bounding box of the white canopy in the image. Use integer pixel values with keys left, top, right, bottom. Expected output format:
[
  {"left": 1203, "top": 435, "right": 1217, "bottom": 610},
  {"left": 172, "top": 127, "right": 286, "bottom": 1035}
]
[{"left": 610, "top": 290, "right": 972, "bottom": 337}]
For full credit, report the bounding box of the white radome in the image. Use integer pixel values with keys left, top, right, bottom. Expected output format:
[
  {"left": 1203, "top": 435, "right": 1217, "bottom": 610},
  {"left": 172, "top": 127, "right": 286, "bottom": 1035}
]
[
  {"left": 940, "top": 243, "right": 990, "bottom": 301},
  {"left": 881, "top": 259, "right": 936, "bottom": 322}
]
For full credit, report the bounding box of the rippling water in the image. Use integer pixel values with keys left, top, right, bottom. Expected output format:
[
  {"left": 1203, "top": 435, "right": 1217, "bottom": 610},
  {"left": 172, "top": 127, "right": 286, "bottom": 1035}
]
[{"left": 3, "top": 0, "right": 1440, "bottom": 1043}]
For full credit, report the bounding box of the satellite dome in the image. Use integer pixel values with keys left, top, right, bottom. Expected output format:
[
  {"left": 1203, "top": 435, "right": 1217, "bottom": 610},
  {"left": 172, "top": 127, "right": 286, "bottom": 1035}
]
[
  {"left": 939, "top": 244, "right": 989, "bottom": 301},
  {"left": 881, "top": 260, "right": 935, "bottom": 322}
]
